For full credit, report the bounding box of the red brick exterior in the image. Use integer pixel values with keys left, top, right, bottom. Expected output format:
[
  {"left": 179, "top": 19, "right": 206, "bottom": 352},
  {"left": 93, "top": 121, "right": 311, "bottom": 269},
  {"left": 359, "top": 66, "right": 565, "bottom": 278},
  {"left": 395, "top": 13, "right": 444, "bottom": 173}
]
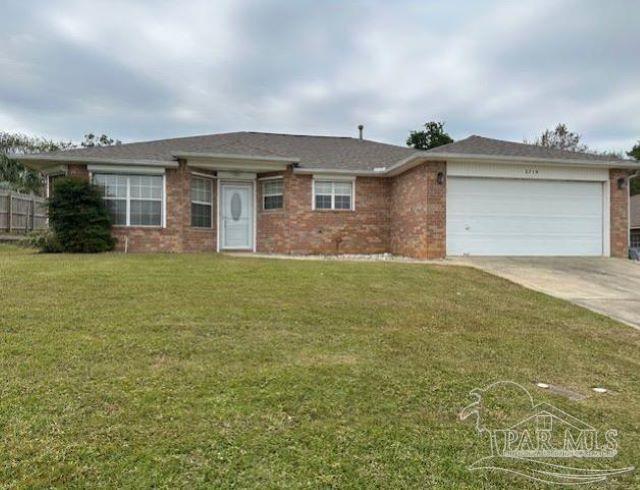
[
  {"left": 390, "top": 162, "right": 446, "bottom": 259},
  {"left": 61, "top": 161, "right": 630, "bottom": 258},
  {"left": 68, "top": 164, "right": 90, "bottom": 179},
  {"left": 256, "top": 170, "right": 390, "bottom": 254},
  {"left": 610, "top": 168, "right": 630, "bottom": 258},
  {"left": 69, "top": 160, "right": 217, "bottom": 252}
]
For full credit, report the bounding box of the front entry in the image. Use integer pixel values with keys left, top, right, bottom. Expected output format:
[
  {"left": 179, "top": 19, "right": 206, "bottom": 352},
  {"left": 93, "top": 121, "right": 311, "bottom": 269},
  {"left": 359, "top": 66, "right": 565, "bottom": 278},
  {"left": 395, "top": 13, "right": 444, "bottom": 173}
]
[{"left": 220, "top": 182, "right": 254, "bottom": 250}]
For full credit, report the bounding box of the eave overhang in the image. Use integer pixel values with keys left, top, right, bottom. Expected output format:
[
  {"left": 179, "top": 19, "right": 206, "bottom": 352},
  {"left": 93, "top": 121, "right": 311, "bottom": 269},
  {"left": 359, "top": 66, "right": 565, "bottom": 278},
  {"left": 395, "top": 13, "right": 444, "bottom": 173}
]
[
  {"left": 177, "top": 152, "right": 297, "bottom": 172},
  {"left": 12, "top": 154, "right": 178, "bottom": 170}
]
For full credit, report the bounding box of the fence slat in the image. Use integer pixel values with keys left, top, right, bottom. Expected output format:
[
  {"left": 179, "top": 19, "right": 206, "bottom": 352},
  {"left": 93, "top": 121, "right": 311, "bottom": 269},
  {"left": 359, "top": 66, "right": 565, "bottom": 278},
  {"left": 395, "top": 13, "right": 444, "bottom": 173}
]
[{"left": 0, "top": 190, "right": 48, "bottom": 234}]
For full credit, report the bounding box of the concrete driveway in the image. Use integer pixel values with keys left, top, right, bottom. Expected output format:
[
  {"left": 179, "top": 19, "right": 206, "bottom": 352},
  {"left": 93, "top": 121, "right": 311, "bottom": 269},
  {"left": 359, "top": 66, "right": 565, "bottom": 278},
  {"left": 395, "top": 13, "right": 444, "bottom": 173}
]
[{"left": 449, "top": 257, "right": 640, "bottom": 329}]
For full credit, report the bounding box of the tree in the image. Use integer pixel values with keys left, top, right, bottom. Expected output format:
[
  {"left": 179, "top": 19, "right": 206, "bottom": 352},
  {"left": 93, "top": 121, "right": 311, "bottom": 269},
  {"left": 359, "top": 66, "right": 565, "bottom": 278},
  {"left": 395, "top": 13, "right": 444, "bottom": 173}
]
[
  {"left": 628, "top": 141, "right": 640, "bottom": 161},
  {"left": 81, "top": 133, "right": 121, "bottom": 147},
  {"left": 0, "top": 132, "right": 74, "bottom": 194},
  {"left": 407, "top": 121, "right": 454, "bottom": 150},
  {"left": 48, "top": 177, "right": 116, "bottom": 253},
  {"left": 527, "top": 123, "right": 588, "bottom": 152},
  {"left": 1, "top": 131, "right": 120, "bottom": 194}
]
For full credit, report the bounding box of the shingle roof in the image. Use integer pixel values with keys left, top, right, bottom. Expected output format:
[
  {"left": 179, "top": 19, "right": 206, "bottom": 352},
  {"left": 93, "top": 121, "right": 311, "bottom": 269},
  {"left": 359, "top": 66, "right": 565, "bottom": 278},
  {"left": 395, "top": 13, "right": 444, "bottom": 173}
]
[
  {"left": 25, "top": 131, "right": 418, "bottom": 171},
  {"left": 425, "top": 135, "right": 626, "bottom": 163},
  {"left": 20, "top": 131, "right": 635, "bottom": 171}
]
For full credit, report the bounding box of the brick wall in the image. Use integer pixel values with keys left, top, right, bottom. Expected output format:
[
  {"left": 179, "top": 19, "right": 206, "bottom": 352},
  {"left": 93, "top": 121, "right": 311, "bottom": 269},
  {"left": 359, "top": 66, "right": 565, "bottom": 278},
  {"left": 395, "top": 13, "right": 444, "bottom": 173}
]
[
  {"left": 67, "top": 164, "right": 90, "bottom": 180},
  {"left": 68, "top": 160, "right": 217, "bottom": 252},
  {"left": 389, "top": 162, "right": 446, "bottom": 259},
  {"left": 256, "top": 173, "right": 289, "bottom": 253},
  {"left": 60, "top": 160, "right": 626, "bottom": 259},
  {"left": 610, "top": 168, "right": 630, "bottom": 258},
  {"left": 256, "top": 170, "right": 391, "bottom": 254}
]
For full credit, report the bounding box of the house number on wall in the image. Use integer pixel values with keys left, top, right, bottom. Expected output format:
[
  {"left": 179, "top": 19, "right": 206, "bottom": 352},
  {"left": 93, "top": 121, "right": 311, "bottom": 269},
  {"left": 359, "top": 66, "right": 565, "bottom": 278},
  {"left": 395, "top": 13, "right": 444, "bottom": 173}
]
[{"left": 524, "top": 168, "right": 539, "bottom": 176}]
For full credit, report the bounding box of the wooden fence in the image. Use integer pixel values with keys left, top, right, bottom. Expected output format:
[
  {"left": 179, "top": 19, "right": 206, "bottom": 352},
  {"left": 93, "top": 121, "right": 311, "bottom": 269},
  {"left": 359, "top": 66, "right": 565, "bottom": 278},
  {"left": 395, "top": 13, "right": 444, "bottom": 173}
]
[{"left": 0, "top": 190, "right": 48, "bottom": 233}]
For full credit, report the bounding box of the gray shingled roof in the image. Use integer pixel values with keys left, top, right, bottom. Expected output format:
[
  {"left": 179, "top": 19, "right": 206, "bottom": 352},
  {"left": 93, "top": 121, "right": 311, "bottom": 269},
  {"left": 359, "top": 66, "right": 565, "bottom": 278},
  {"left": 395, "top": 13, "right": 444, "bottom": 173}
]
[
  {"left": 24, "top": 131, "right": 418, "bottom": 171},
  {"left": 20, "top": 131, "right": 634, "bottom": 171},
  {"left": 425, "top": 135, "right": 626, "bottom": 163}
]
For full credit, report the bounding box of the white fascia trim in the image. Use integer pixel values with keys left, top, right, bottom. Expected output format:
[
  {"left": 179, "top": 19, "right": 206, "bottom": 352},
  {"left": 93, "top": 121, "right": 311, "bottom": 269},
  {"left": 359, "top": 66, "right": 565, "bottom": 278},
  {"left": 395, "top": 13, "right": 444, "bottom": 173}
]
[
  {"left": 295, "top": 167, "right": 382, "bottom": 177},
  {"left": 175, "top": 152, "right": 298, "bottom": 164},
  {"left": 384, "top": 152, "right": 640, "bottom": 177},
  {"left": 186, "top": 159, "right": 290, "bottom": 172},
  {"left": 312, "top": 174, "right": 356, "bottom": 182},
  {"left": 88, "top": 164, "right": 166, "bottom": 175},
  {"left": 179, "top": 152, "right": 297, "bottom": 172},
  {"left": 190, "top": 171, "right": 217, "bottom": 179},
  {"left": 15, "top": 155, "right": 178, "bottom": 168}
]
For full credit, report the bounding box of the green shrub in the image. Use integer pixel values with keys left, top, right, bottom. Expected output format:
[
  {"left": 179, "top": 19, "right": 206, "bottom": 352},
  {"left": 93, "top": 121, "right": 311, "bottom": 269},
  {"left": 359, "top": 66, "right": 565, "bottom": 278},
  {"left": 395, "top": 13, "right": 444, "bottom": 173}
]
[
  {"left": 22, "top": 229, "right": 63, "bottom": 253},
  {"left": 48, "top": 177, "right": 116, "bottom": 253}
]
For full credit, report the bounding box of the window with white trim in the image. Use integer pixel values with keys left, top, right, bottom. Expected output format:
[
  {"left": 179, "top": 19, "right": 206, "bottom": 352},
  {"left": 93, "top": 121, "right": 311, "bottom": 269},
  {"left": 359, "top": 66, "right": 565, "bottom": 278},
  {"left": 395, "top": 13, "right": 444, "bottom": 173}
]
[
  {"left": 94, "top": 174, "right": 163, "bottom": 226},
  {"left": 314, "top": 180, "right": 354, "bottom": 210},
  {"left": 191, "top": 176, "right": 213, "bottom": 228},
  {"left": 263, "top": 179, "right": 283, "bottom": 210}
]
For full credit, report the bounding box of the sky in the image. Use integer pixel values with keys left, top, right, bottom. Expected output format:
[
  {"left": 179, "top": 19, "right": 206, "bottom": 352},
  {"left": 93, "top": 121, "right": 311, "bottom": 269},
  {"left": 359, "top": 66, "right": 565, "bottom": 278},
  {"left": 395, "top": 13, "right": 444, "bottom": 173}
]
[{"left": 1, "top": 0, "right": 639, "bottom": 153}]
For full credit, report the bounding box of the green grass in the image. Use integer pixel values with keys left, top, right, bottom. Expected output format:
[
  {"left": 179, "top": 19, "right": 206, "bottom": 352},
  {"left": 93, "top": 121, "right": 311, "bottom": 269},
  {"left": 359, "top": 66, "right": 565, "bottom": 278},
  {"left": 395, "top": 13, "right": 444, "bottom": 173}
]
[{"left": 1, "top": 245, "right": 639, "bottom": 488}]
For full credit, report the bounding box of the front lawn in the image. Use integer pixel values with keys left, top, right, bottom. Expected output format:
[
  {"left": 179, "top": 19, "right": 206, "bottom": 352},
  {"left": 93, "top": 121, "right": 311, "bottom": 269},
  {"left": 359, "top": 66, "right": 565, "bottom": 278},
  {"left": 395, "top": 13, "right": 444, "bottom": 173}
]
[{"left": 1, "top": 246, "right": 639, "bottom": 488}]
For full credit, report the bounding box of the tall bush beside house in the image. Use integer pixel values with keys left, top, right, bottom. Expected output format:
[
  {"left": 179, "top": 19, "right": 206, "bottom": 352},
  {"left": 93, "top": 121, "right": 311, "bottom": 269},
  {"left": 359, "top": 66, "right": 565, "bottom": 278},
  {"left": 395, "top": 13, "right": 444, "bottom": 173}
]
[{"left": 48, "top": 177, "right": 116, "bottom": 253}]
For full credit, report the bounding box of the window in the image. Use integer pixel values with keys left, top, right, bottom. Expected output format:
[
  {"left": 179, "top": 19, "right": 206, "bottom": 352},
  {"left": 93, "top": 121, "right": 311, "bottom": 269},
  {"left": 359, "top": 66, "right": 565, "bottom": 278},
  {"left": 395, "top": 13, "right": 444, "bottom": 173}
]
[
  {"left": 263, "top": 179, "right": 283, "bottom": 210},
  {"left": 94, "top": 174, "right": 163, "bottom": 227},
  {"left": 313, "top": 180, "right": 354, "bottom": 210},
  {"left": 191, "top": 176, "right": 213, "bottom": 228}
]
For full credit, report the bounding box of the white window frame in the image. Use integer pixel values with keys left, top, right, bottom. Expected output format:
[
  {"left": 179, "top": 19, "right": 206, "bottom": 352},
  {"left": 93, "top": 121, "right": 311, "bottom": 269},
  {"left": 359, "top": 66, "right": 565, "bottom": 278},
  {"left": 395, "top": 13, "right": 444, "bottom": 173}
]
[
  {"left": 190, "top": 175, "right": 214, "bottom": 228},
  {"left": 312, "top": 176, "right": 356, "bottom": 211},
  {"left": 93, "top": 173, "right": 165, "bottom": 228},
  {"left": 262, "top": 177, "right": 284, "bottom": 210}
]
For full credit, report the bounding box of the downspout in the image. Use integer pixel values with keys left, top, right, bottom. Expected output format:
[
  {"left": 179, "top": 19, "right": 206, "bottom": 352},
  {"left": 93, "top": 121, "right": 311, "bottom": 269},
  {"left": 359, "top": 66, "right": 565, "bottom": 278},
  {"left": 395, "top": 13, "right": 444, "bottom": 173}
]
[{"left": 628, "top": 170, "right": 640, "bottom": 257}]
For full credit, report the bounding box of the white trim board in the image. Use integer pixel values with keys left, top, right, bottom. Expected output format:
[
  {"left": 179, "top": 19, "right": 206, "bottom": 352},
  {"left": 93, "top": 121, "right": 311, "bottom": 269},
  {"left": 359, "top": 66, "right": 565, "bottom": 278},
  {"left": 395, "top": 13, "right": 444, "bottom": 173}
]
[
  {"left": 447, "top": 161, "right": 609, "bottom": 182},
  {"left": 88, "top": 164, "right": 166, "bottom": 175}
]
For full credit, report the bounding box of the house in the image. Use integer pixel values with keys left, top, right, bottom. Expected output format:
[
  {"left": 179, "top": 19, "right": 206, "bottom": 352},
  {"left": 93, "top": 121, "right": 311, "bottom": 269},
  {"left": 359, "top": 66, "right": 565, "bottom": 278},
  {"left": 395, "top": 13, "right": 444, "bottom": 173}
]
[
  {"left": 16, "top": 131, "right": 638, "bottom": 258},
  {"left": 630, "top": 194, "right": 640, "bottom": 248}
]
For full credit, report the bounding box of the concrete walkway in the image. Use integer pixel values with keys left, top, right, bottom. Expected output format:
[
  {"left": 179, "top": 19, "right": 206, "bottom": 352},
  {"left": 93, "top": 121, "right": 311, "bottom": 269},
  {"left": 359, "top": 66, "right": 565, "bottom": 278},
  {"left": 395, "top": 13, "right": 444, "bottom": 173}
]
[{"left": 450, "top": 257, "right": 640, "bottom": 330}]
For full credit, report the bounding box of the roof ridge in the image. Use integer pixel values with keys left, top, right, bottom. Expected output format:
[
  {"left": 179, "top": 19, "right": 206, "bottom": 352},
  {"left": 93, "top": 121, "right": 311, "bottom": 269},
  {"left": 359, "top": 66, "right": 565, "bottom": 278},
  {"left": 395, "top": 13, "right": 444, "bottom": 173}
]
[
  {"left": 429, "top": 134, "right": 626, "bottom": 162},
  {"left": 467, "top": 134, "right": 605, "bottom": 157},
  {"left": 244, "top": 131, "right": 355, "bottom": 140}
]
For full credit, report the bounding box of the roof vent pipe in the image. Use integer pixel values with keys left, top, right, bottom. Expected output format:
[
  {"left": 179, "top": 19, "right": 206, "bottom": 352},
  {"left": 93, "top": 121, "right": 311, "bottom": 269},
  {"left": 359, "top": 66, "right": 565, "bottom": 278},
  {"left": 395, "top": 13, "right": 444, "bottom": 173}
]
[{"left": 358, "top": 125, "right": 364, "bottom": 140}]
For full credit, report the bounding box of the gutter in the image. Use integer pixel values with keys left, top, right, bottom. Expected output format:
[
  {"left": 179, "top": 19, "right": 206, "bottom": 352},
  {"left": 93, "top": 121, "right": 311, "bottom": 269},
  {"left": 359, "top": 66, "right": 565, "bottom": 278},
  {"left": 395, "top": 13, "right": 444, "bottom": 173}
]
[
  {"left": 13, "top": 150, "right": 640, "bottom": 177},
  {"left": 173, "top": 152, "right": 299, "bottom": 165},
  {"left": 13, "top": 154, "right": 179, "bottom": 168}
]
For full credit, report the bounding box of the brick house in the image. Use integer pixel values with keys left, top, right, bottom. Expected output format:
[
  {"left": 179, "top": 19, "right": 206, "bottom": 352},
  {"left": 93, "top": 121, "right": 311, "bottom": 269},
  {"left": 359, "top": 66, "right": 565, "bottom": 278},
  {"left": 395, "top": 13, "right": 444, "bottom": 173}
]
[{"left": 18, "top": 131, "right": 638, "bottom": 258}]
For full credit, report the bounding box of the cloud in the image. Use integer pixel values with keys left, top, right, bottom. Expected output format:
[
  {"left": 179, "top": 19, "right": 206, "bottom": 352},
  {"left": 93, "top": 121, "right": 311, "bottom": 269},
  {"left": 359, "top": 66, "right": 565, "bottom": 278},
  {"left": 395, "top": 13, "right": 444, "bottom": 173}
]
[{"left": 0, "top": 0, "right": 638, "bottom": 152}]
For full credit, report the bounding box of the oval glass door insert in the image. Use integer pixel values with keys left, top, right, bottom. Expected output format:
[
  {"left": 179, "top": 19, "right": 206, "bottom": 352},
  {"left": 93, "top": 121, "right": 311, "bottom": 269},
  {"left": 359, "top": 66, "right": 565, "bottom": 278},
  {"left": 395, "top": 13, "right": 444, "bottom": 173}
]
[{"left": 230, "top": 192, "right": 242, "bottom": 221}]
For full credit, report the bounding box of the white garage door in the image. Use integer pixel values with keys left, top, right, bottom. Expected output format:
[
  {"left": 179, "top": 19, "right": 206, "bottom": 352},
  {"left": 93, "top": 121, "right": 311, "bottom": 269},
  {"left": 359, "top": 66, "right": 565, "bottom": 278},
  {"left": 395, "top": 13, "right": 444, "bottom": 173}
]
[{"left": 447, "top": 177, "right": 604, "bottom": 256}]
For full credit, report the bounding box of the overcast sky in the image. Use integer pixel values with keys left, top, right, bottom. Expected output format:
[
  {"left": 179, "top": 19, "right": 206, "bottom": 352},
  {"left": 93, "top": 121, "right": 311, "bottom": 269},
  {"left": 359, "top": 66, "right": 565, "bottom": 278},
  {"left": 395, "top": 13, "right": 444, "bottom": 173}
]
[{"left": 1, "top": 0, "right": 638, "bottom": 152}]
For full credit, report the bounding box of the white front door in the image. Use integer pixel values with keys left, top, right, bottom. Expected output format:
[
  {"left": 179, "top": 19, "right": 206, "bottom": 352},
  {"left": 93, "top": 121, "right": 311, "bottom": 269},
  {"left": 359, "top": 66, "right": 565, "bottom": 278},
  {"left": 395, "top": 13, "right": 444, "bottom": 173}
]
[
  {"left": 220, "top": 182, "right": 254, "bottom": 250},
  {"left": 446, "top": 177, "right": 604, "bottom": 256}
]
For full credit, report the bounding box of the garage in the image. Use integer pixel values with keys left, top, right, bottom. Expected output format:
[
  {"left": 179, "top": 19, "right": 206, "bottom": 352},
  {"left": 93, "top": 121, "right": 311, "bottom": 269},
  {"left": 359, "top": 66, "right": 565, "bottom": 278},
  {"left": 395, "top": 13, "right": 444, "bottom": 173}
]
[{"left": 446, "top": 166, "right": 607, "bottom": 256}]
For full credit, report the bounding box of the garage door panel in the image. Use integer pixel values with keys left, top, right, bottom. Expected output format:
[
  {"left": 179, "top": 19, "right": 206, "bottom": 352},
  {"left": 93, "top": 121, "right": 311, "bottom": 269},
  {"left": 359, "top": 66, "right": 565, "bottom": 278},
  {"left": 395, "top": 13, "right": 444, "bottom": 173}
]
[
  {"left": 448, "top": 215, "right": 603, "bottom": 235},
  {"left": 450, "top": 192, "right": 602, "bottom": 215},
  {"left": 446, "top": 177, "right": 604, "bottom": 256}
]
